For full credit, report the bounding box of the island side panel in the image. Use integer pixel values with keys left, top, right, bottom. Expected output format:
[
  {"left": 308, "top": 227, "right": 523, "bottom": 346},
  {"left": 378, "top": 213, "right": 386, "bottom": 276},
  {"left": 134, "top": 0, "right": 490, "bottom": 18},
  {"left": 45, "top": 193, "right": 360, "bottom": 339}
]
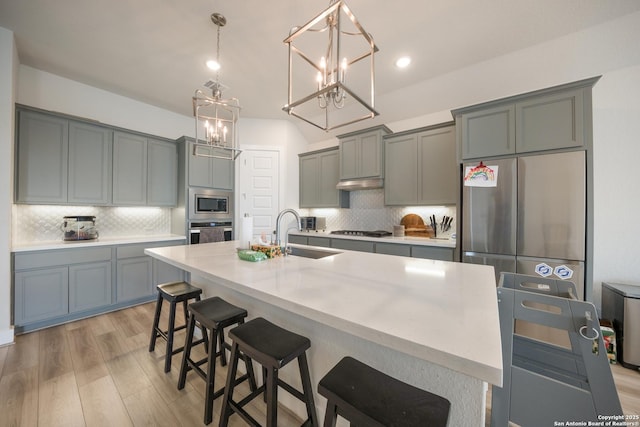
[{"left": 191, "top": 273, "right": 487, "bottom": 427}]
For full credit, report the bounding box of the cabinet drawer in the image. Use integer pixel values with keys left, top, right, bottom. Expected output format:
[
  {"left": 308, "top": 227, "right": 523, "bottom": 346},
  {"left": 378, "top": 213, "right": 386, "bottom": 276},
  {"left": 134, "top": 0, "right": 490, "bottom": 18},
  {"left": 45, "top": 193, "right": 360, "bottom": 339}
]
[
  {"left": 288, "top": 235, "right": 308, "bottom": 245},
  {"left": 308, "top": 237, "right": 331, "bottom": 248},
  {"left": 14, "top": 247, "right": 112, "bottom": 270},
  {"left": 411, "top": 246, "right": 454, "bottom": 261},
  {"left": 331, "top": 239, "right": 374, "bottom": 253},
  {"left": 375, "top": 243, "right": 411, "bottom": 257}
]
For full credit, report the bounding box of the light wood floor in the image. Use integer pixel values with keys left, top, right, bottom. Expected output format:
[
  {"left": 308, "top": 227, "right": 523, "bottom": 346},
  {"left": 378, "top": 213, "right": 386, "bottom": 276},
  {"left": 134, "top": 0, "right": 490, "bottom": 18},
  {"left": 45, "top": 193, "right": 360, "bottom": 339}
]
[
  {"left": 0, "top": 302, "right": 303, "bottom": 427},
  {"left": 1, "top": 302, "right": 639, "bottom": 426}
]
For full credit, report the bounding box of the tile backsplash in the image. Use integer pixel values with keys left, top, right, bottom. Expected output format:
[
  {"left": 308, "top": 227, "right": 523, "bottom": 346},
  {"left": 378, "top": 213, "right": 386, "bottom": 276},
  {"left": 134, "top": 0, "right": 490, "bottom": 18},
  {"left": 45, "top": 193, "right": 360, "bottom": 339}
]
[
  {"left": 13, "top": 204, "right": 171, "bottom": 243},
  {"left": 306, "top": 189, "right": 456, "bottom": 236}
]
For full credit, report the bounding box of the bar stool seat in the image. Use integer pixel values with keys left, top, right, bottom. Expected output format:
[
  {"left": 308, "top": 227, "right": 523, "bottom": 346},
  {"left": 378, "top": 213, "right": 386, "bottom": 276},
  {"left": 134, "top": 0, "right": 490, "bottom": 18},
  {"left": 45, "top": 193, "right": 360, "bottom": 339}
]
[
  {"left": 219, "top": 317, "right": 319, "bottom": 427},
  {"left": 148, "top": 281, "right": 205, "bottom": 373},
  {"left": 177, "top": 297, "right": 257, "bottom": 425},
  {"left": 318, "top": 356, "right": 450, "bottom": 427}
]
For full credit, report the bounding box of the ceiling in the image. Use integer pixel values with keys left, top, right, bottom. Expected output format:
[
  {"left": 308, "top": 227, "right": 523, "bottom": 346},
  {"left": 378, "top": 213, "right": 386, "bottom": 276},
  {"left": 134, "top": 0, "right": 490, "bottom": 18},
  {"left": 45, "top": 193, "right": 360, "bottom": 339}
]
[{"left": 2, "top": 0, "right": 640, "bottom": 142}]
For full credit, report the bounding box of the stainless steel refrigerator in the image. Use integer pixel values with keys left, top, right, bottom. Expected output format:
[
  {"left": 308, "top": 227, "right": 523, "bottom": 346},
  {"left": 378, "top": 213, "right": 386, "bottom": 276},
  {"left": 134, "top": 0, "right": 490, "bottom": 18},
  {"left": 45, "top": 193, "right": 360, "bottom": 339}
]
[{"left": 462, "top": 151, "right": 586, "bottom": 299}]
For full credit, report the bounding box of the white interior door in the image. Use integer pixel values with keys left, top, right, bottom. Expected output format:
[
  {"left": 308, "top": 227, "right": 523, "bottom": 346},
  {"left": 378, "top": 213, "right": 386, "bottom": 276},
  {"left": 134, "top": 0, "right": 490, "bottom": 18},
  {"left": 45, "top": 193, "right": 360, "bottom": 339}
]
[{"left": 238, "top": 149, "right": 280, "bottom": 244}]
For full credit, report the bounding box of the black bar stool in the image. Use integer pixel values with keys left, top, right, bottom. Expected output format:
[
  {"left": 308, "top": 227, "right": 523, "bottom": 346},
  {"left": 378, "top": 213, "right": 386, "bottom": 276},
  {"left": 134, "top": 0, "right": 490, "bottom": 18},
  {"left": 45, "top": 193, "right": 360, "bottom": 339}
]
[
  {"left": 148, "top": 281, "right": 206, "bottom": 373},
  {"left": 219, "top": 317, "right": 319, "bottom": 427},
  {"left": 318, "top": 356, "right": 451, "bottom": 427},
  {"left": 177, "top": 297, "right": 257, "bottom": 425}
]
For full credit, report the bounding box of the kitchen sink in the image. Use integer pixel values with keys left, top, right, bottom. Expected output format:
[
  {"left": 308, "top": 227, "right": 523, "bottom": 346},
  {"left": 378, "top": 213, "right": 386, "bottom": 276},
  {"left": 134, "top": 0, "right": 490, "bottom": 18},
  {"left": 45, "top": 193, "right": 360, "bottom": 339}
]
[{"left": 287, "top": 246, "right": 342, "bottom": 259}]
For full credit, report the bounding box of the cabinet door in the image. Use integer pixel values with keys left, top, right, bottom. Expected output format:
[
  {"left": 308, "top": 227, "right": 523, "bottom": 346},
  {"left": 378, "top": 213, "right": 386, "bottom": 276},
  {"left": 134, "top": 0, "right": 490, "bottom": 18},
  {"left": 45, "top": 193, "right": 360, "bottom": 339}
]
[
  {"left": 460, "top": 104, "right": 515, "bottom": 159},
  {"left": 384, "top": 134, "right": 418, "bottom": 205},
  {"left": 418, "top": 126, "right": 457, "bottom": 205},
  {"left": 116, "top": 257, "right": 152, "bottom": 302},
  {"left": 299, "top": 154, "right": 319, "bottom": 208},
  {"left": 69, "top": 261, "right": 112, "bottom": 313},
  {"left": 308, "top": 236, "right": 331, "bottom": 247},
  {"left": 189, "top": 143, "right": 212, "bottom": 188},
  {"left": 14, "top": 267, "right": 69, "bottom": 324},
  {"left": 339, "top": 136, "right": 358, "bottom": 179},
  {"left": 113, "top": 132, "right": 147, "bottom": 205},
  {"left": 16, "top": 110, "right": 69, "bottom": 203},
  {"left": 288, "top": 235, "right": 308, "bottom": 245},
  {"left": 147, "top": 139, "right": 177, "bottom": 206},
  {"left": 68, "top": 121, "right": 112, "bottom": 205},
  {"left": 515, "top": 89, "right": 584, "bottom": 153},
  {"left": 318, "top": 150, "right": 341, "bottom": 207},
  {"left": 211, "top": 149, "right": 234, "bottom": 190},
  {"left": 359, "top": 131, "right": 383, "bottom": 178}
]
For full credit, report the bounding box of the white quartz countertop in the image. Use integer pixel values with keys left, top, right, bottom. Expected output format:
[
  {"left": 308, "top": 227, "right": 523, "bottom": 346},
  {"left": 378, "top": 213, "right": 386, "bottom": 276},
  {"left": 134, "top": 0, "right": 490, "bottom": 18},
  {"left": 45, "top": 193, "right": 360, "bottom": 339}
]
[
  {"left": 289, "top": 230, "right": 457, "bottom": 248},
  {"left": 145, "top": 240, "right": 502, "bottom": 386},
  {"left": 12, "top": 234, "right": 186, "bottom": 252}
]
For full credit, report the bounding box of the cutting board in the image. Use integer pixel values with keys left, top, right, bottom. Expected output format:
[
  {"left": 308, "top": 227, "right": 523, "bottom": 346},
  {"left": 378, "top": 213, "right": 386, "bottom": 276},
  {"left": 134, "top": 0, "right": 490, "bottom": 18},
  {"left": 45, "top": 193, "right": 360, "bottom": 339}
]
[{"left": 400, "top": 214, "right": 434, "bottom": 238}]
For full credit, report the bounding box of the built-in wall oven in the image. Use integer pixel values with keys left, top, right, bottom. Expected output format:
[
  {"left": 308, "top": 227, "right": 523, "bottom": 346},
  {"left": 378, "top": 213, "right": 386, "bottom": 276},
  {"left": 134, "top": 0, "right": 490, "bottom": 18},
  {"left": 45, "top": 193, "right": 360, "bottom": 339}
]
[
  {"left": 188, "top": 187, "right": 233, "bottom": 221},
  {"left": 189, "top": 220, "right": 233, "bottom": 244}
]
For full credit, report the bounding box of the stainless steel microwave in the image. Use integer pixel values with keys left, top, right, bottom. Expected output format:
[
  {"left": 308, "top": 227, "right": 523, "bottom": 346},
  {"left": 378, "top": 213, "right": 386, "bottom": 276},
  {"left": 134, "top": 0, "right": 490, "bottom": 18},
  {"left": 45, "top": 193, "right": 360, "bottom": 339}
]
[{"left": 188, "top": 188, "right": 234, "bottom": 220}]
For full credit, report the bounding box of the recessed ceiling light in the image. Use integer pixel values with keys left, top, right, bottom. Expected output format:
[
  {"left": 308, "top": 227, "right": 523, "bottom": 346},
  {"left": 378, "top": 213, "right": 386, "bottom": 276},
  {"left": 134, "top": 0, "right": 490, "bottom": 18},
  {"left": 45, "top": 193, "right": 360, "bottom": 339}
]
[
  {"left": 395, "top": 56, "right": 411, "bottom": 69},
  {"left": 206, "top": 60, "right": 221, "bottom": 71}
]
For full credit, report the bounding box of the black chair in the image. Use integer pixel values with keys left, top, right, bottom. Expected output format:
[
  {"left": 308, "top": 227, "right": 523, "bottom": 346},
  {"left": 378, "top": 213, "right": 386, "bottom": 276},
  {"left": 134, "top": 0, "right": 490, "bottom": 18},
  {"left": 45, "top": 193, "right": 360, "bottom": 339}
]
[
  {"left": 219, "top": 317, "right": 319, "bottom": 427},
  {"left": 318, "top": 356, "right": 451, "bottom": 427},
  {"left": 148, "top": 281, "right": 205, "bottom": 373},
  {"left": 177, "top": 297, "right": 257, "bottom": 425}
]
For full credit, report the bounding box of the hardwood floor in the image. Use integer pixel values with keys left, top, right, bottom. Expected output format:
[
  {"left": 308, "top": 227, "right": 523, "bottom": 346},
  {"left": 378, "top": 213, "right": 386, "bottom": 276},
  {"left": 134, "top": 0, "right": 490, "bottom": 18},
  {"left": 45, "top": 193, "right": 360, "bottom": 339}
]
[
  {"left": 1, "top": 302, "right": 639, "bottom": 426},
  {"left": 0, "top": 302, "right": 302, "bottom": 427}
]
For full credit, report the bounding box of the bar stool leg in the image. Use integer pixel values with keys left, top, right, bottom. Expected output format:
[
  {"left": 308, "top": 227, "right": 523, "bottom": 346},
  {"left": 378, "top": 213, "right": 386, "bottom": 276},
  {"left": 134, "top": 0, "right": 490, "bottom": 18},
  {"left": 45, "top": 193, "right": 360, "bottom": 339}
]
[
  {"left": 177, "top": 314, "right": 197, "bottom": 390},
  {"left": 148, "top": 292, "right": 163, "bottom": 352},
  {"left": 323, "top": 400, "right": 338, "bottom": 427},
  {"left": 298, "top": 353, "right": 319, "bottom": 427},
  {"left": 204, "top": 328, "right": 219, "bottom": 425},
  {"left": 265, "top": 366, "right": 278, "bottom": 427},
  {"left": 164, "top": 300, "right": 177, "bottom": 373},
  {"left": 219, "top": 342, "right": 241, "bottom": 427}
]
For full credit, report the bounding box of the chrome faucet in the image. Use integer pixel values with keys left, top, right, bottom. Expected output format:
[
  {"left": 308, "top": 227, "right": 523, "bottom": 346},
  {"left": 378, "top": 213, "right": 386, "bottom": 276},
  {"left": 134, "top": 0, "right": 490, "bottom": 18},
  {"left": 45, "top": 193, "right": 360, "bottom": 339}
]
[{"left": 275, "top": 208, "right": 301, "bottom": 254}]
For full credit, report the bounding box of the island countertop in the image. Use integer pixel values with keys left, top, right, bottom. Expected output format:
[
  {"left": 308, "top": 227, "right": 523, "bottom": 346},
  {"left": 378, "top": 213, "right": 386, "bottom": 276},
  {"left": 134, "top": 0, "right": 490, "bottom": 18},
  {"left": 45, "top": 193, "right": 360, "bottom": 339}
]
[{"left": 145, "top": 240, "right": 502, "bottom": 387}]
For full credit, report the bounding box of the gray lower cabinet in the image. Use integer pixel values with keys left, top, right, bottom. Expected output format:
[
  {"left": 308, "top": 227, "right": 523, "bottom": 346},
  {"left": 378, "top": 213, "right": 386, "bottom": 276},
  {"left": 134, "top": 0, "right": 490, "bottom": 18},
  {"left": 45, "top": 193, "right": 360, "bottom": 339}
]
[
  {"left": 385, "top": 123, "right": 457, "bottom": 206},
  {"left": 331, "top": 239, "right": 374, "bottom": 253},
  {"left": 14, "top": 267, "right": 69, "bottom": 325},
  {"left": 12, "top": 239, "right": 184, "bottom": 333},
  {"left": 288, "top": 235, "right": 308, "bottom": 245},
  {"left": 308, "top": 236, "right": 331, "bottom": 247},
  {"left": 375, "top": 243, "right": 411, "bottom": 257},
  {"left": 411, "top": 246, "right": 454, "bottom": 261},
  {"left": 69, "top": 261, "right": 112, "bottom": 312},
  {"left": 299, "top": 148, "right": 349, "bottom": 208}
]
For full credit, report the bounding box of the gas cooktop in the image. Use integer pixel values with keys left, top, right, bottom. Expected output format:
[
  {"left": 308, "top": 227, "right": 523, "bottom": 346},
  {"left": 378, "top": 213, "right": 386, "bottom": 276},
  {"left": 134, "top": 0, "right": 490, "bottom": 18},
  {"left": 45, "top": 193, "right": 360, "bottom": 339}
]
[{"left": 330, "top": 230, "right": 392, "bottom": 238}]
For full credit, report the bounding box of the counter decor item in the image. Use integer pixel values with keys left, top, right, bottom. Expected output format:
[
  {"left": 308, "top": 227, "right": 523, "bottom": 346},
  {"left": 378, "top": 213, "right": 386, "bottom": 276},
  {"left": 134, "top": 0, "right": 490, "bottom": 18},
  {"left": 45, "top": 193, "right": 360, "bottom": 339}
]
[
  {"left": 61, "top": 215, "right": 99, "bottom": 241},
  {"left": 400, "top": 214, "right": 434, "bottom": 238},
  {"left": 238, "top": 214, "right": 253, "bottom": 249},
  {"left": 237, "top": 249, "right": 267, "bottom": 262},
  {"left": 393, "top": 225, "right": 405, "bottom": 237},
  {"left": 250, "top": 244, "right": 282, "bottom": 258}
]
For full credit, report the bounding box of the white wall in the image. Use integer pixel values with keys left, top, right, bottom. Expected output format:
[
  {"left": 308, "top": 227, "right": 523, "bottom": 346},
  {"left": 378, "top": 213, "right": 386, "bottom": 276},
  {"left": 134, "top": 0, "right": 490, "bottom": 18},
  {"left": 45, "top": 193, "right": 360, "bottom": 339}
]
[{"left": 0, "top": 27, "right": 17, "bottom": 345}]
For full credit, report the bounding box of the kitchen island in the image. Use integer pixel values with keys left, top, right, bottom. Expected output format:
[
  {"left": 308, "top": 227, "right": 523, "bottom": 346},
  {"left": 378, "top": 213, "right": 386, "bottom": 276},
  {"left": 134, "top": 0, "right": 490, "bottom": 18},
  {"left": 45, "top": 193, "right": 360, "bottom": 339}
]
[{"left": 145, "top": 240, "right": 502, "bottom": 426}]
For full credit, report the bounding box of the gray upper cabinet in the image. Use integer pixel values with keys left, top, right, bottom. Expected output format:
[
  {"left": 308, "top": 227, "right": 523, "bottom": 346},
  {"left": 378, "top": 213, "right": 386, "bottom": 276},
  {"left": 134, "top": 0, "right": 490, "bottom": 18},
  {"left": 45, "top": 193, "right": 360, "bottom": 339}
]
[
  {"left": 188, "top": 143, "right": 234, "bottom": 190},
  {"left": 147, "top": 138, "right": 178, "bottom": 206},
  {"left": 113, "top": 131, "right": 148, "bottom": 205},
  {"left": 458, "top": 104, "right": 515, "bottom": 159},
  {"left": 338, "top": 126, "right": 391, "bottom": 180},
  {"left": 385, "top": 123, "right": 457, "bottom": 206},
  {"left": 299, "top": 148, "right": 349, "bottom": 208},
  {"left": 68, "top": 121, "right": 112, "bottom": 205},
  {"left": 453, "top": 77, "right": 598, "bottom": 159},
  {"left": 16, "top": 110, "right": 69, "bottom": 204},
  {"left": 515, "top": 88, "right": 584, "bottom": 153},
  {"left": 113, "top": 132, "right": 178, "bottom": 206}
]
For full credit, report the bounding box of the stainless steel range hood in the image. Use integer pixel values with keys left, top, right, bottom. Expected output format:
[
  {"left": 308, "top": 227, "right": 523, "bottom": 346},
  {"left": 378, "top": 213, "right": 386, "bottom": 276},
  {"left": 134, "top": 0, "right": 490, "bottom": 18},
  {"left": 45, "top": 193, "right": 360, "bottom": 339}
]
[{"left": 336, "top": 178, "right": 384, "bottom": 191}]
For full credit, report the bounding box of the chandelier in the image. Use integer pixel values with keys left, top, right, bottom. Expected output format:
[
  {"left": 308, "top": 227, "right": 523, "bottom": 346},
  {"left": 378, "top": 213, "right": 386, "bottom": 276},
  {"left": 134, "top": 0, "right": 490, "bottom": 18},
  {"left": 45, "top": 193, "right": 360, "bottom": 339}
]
[
  {"left": 192, "top": 12, "right": 242, "bottom": 160},
  {"left": 283, "top": 0, "right": 378, "bottom": 132}
]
